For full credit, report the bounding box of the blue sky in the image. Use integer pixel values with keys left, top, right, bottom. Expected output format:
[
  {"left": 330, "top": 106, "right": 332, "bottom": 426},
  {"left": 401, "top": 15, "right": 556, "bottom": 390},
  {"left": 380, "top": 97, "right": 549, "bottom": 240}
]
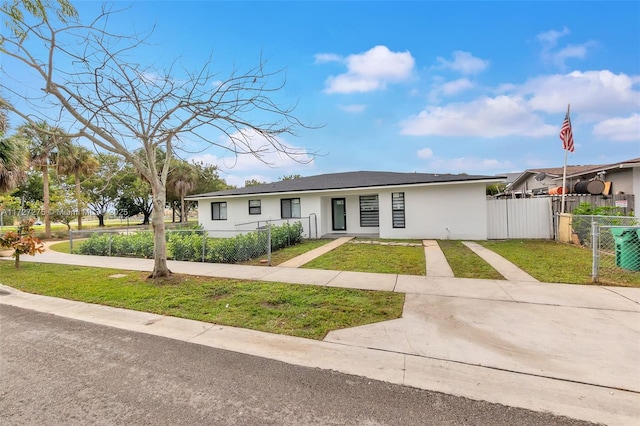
[{"left": 9, "top": 1, "right": 640, "bottom": 187}]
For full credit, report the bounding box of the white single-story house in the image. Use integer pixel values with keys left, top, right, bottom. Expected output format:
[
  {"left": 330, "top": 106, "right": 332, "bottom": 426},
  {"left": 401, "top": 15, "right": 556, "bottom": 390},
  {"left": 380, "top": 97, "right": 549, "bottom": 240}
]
[{"left": 186, "top": 171, "right": 505, "bottom": 240}]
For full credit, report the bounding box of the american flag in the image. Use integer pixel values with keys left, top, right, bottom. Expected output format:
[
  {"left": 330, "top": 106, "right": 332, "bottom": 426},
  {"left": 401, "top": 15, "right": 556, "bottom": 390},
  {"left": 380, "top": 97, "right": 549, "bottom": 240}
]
[{"left": 559, "top": 109, "right": 574, "bottom": 152}]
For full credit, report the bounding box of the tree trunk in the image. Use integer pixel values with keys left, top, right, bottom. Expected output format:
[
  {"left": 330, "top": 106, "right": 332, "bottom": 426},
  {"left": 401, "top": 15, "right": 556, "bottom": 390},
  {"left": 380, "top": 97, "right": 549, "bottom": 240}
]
[
  {"left": 75, "top": 171, "right": 83, "bottom": 230},
  {"left": 149, "top": 183, "right": 171, "bottom": 278},
  {"left": 180, "top": 196, "right": 185, "bottom": 223},
  {"left": 14, "top": 252, "right": 20, "bottom": 269},
  {"left": 97, "top": 214, "right": 105, "bottom": 226},
  {"left": 42, "top": 165, "right": 51, "bottom": 239}
]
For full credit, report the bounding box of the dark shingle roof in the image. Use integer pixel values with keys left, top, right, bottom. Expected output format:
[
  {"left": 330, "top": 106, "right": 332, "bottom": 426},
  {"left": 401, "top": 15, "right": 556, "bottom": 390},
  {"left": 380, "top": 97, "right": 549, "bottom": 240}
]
[{"left": 187, "top": 171, "right": 504, "bottom": 199}]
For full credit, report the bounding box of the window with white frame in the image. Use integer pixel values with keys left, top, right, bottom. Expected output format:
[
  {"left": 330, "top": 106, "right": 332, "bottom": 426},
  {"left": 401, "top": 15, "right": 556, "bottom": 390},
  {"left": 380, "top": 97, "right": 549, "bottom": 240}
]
[
  {"left": 211, "top": 202, "right": 227, "bottom": 220},
  {"left": 281, "top": 198, "right": 301, "bottom": 218},
  {"left": 248, "top": 199, "right": 261, "bottom": 215},
  {"left": 391, "top": 192, "right": 405, "bottom": 228},
  {"left": 359, "top": 195, "right": 379, "bottom": 227}
]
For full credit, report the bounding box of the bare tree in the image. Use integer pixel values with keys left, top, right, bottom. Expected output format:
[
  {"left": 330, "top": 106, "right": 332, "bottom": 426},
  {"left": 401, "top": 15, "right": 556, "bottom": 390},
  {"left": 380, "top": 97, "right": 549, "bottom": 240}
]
[{"left": 1, "top": 6, "right": 314, "bottom": 277}]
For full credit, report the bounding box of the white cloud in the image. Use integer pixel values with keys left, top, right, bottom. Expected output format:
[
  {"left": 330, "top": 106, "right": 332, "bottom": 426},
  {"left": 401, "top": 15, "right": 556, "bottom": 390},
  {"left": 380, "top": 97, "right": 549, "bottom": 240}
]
[
  {"left": 400, "top": 96, "right": 556, "bottom": 137},
  {"left": 188, "top": 128, "right": 315, "bottom": 185},
  {"left": 425, "top": 156, "right": 513, "bottom": 174},
  {"left": 338, "top": 104, "right": 366, "bottom": 113},
  {"left": 401, "top": 67, "right": 640, "bottom": 141},
  {"left": 522, "top": 70, "right": 640, "bottom": 115},
  {"left": 536, "top": 27, "right": 595, "bottom": 69},
  {"left": 592, "top": 113, "right": 640, "bottom": 142},
  {"left": 417, "top": 148, "right": 433, "bottom": 159},
  {"left": 436, "top": 51, "right": 489, "bottom": 75},
  {"left": 321, "top": 45, "right": 415, "bottom": 94},
  {"left": 554, "top": 44, "right": 591, "bottom": 63},
  {"left": 314, "top": 53, "right": 342, "bottom": 64},
  {"left": 139, "top": 71, "right": 162, "bottom": 84},
  {"left": 440, "top": 78, "right": 474, "bottom": 96},
  {"left": 537, "top": 27, "right": 570, "bottom": 47}
]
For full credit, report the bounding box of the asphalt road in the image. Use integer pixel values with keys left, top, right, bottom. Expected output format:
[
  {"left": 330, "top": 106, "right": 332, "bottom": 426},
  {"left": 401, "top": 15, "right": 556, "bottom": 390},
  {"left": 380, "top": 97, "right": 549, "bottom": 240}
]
[{"left": 0, "top": 305, "right": 594, "bottom": 426}]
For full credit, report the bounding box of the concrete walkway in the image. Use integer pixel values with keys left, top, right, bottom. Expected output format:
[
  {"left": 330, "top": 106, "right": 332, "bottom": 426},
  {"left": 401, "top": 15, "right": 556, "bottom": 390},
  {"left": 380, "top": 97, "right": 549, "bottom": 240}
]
[
  {"left": 423, "top": 240, "right": 454, "bottom": 277},
  {"left": 462, "top": 241, "right": 539, "bottom": 282},
  {"left": 279, "top": 236, "right": 354, "bottom": 268},
  {"left": 1, "top": 241, "right": 639, "bottom": 425}
]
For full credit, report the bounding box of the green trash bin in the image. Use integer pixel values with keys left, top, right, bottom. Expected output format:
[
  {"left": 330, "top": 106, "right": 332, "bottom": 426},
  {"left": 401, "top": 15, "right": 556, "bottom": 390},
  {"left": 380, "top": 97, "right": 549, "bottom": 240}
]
[{"left": 610, "top": 228, "right": 640, "bottom": 271}]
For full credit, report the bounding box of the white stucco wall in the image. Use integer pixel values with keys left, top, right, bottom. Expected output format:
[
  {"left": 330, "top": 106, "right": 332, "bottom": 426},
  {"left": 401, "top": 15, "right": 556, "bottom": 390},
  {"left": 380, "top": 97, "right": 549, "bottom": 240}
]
[
  {"left": 192, "top": 180, "right": 490, "bottom": 240},
  {"left": 195, "top": 193, "right": 321, "bottom": 237},
  {"left": 377, "top": 183, "right": 488, "bottom": 240}
]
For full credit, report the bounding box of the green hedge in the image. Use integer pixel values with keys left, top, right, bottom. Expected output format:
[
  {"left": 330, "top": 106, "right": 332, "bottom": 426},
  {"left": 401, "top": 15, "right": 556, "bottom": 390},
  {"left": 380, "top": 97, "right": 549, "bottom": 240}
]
[{"left": 75, "top": 222, "right": 304, "bottom": 263}]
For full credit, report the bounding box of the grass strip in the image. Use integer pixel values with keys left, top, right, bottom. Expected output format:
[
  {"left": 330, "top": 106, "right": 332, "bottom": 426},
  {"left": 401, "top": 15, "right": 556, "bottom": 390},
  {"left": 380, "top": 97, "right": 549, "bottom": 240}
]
[
  {"left": 479, "top": 240, "right": 640, "bottom": 287},
  {"left": 437, "top": 240, "right": 504, "bottom": 280},
  {"left": 302, "top": 241, "right": 426, "bottom": 275},
  {"left": 241, "top": 239, "right": 334, "bottom": 266},
  {"left": 0, "top": 261, "right": 404, "bottom": 339}
]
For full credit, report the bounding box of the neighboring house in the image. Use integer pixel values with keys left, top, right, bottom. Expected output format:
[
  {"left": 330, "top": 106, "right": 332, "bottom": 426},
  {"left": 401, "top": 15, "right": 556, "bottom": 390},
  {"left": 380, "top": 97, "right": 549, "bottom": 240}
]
[
  {"left": 507, "top": 164, "right": 602, "bottom": 196},
  {"left": 505, "top": 157, "right": 639, "bottom": 214},
  {"left": 186, "top": 171, "right": 505, "bottom": 240},
  {"left": 501, "top": 172, "right": 522, "bottom": 188},
  {"left": 563, "top": 157, "right": 640, "bottom": 196}
]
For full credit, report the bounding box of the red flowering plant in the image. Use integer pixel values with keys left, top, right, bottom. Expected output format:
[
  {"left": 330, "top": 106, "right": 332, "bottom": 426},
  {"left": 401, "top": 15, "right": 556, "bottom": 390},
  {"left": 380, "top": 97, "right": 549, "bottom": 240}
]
[{"left": 0, "top": 219, "right": 45, "bottom": 268}]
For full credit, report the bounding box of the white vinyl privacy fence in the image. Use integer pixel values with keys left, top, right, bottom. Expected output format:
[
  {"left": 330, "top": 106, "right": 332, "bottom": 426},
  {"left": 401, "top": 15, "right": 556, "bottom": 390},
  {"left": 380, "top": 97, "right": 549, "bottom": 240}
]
[{"left": 487, "top": 198, "right": 553, "bottom": 239}]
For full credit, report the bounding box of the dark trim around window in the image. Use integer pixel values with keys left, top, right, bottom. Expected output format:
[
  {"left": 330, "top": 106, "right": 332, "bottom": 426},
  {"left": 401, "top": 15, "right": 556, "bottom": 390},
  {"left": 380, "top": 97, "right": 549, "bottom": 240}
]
[
  {"left": 391, "top": 192, "right": 405, "bottom": 228},
  {"left": 211, "top": 201, "right": 227, "bottom": 220},
  {"left": 248, "top": 199, "right": 261, "bottom": 215},
  {"left": 281, "top": 198, "right": 301, "bottom": 219},
  {"left": 359, "top": 195, "right": 379, "bottom": 227}
]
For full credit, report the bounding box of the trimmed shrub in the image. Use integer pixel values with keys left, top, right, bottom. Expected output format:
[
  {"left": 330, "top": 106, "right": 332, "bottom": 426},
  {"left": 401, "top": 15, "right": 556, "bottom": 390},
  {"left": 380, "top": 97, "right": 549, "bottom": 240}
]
[
  {"left": 76, "top": 232, "right": 154, "bottom": 258},
  {"left": 75, "top": 222, "right": 304, "bottom": 263}
]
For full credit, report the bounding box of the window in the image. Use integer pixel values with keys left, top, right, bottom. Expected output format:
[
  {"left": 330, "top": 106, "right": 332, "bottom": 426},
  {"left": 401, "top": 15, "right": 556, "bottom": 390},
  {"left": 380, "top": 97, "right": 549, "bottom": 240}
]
[
  {"left": 391, "top": 192, "right": 405, "bottom": 228},
  {"left": 248, "top": 200, "right": 261, "bottom": 215},
  {"left": 359, "top": 195, "right": 379, "bottom": 227},
  {"left": 281, "top": 198, "right": 301, "bottom": 218},
  {"left": 211, "top": 202, "right": 227, "bottom": 220}
]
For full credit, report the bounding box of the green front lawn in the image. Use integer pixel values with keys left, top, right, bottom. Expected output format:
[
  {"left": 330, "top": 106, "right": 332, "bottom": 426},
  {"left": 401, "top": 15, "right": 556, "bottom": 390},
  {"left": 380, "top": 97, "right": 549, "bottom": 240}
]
[
  {"left": 0, "top": 261, "right": 404, "bottom": 340},
  {"left": 302, "top": 240, "right": 426, "bottom": 275},
  {"left": 45, "top": 236, "right": 640, "bottom": 287}
]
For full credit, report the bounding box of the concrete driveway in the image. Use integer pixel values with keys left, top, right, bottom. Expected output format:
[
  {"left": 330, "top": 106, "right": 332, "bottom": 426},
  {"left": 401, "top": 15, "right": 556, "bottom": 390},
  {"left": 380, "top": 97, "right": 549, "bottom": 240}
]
[{"left": 325, "top": 291, "right": 640, "bottom": 392}]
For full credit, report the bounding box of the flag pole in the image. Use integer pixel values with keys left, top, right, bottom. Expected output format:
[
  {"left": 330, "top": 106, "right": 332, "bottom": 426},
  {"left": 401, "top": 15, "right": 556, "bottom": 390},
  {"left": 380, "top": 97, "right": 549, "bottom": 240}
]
[
  {"left": 561, "top": 147, "right": 568, "bottom": 213},
  {"left": 560, "top": 104, "right": 570, "bottom": 214}
]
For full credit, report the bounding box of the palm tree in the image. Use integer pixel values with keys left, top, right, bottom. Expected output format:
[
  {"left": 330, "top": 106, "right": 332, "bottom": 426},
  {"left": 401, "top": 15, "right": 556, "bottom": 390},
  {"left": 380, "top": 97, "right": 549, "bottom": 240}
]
[
  {"left": 0, "top": 137, "right": 28, "bottom": 193},
  {"left": 56, "top": 144, "right": 99, "bottom": 230},
  {"left": 167, "top": 161, "right": 198, "bottom": 223},
  {"left": 17, "top": 122, "right": 71, "bottom": 238},
  {"left": 0, "top": 106, "right": 28, "bottom": 193}
]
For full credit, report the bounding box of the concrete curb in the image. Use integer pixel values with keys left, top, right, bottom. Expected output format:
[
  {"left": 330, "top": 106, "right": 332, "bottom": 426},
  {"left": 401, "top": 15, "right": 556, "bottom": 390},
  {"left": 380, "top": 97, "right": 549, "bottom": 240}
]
[{"left": 1, "top": 285, "right": 638, "bottom": 425}]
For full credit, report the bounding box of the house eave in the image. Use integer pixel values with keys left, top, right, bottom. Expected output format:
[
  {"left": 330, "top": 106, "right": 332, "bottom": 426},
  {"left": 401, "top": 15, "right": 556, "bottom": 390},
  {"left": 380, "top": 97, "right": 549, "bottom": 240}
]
[{"left": 185, "top": 177, "right": 504, "bottom": 200}]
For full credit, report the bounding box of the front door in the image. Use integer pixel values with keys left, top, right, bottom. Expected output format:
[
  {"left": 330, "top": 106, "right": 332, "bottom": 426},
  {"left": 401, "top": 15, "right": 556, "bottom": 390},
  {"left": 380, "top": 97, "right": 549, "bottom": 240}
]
[{"left": 332, "top": 198, "right": 346, "bottom": 231}]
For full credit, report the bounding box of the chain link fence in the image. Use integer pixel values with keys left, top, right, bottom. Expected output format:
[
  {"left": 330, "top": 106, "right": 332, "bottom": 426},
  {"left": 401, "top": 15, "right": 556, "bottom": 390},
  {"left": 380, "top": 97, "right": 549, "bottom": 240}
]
[
  {"left": 572, "top": 215, "right": 640, "bottom": 283},
  {"left": 69, "top": 221, "right": 306, "bottom": 266}
]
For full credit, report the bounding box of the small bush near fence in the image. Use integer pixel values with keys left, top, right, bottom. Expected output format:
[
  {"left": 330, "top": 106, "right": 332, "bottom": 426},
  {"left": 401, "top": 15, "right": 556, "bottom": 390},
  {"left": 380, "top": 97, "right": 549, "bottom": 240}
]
[
  {"left": 571, "top": 202, "right": 636, "bottom": 247},
  {"left": 76, "top": 222, "right": 304, "bottom": 264}
]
